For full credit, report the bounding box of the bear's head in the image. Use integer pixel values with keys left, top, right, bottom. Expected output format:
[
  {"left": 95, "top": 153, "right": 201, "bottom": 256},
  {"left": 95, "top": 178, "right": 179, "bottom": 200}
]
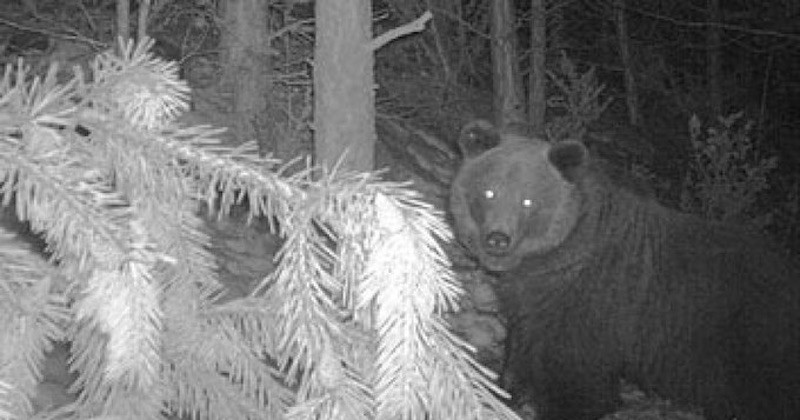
[{"left": 450, "top": 120, "right": 588, "bottom": 272}]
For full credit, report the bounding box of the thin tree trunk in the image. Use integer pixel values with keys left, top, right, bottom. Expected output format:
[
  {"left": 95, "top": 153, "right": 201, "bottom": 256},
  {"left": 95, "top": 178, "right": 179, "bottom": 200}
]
[
  {"left": 314, "top": 0, "right": 375, "bottom": 172},
  {"left": 707, "top": 0, "right": 722, "bottom": 118},
  {"left": 613, "top": 0, "right": 640, "bottom": 126},
  {"left": 137, "top": 0, "right": 151, "bottom": 41},
  {"left": 116, "top": 0, "right": 130, "bottom": 44},
  {"left": 220, "top": 0, "right": 271, "bottom": 153},
  {"left": 491, "top": 0, "right": 525, "bottom": 127},
  {"left": 529, "top": 0, "right": 546, "bottom": 133}
]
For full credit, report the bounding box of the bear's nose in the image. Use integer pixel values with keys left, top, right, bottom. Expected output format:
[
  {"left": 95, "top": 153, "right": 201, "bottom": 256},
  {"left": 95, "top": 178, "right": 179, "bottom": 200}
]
[{"left": 484, "top": 231, "right": 511, "bottom": 252}]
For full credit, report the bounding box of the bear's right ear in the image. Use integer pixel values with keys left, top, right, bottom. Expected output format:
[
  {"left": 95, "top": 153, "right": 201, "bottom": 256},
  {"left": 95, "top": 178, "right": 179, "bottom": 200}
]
[
  {"left": 457, "top": 120, "right": 503, "bottom": 158},
  {"left": 547, "top": 140, "right": 588, "bottom": 182}
]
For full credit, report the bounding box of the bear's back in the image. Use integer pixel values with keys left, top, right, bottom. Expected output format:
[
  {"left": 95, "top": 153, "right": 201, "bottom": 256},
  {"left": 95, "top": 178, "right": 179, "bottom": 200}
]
[{"left": 499, "top": 168, "right": 800, "bottom": 420}]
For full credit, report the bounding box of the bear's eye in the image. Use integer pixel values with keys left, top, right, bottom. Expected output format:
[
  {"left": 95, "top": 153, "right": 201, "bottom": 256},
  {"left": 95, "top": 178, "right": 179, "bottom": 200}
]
[
  {"left": 522, "top": 198, "right": 534, "bottom": 208},
  {"left": 484, "top": 189, "right": 495, "bottom": 200}
]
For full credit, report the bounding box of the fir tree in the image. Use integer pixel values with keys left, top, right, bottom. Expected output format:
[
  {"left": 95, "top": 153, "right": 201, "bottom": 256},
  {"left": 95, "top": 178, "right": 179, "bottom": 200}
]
[{"left": 0, "top": 38, "right": 519, "bottom": 420}]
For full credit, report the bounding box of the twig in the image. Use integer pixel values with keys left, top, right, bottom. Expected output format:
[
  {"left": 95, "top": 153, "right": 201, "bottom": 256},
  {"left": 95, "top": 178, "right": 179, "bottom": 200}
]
[
  {"left": 424, "top": 0, "right": 452, "bottom": 81},
  {"left": 628, "top": 5, "right": 800, "bottom": 42},
  {"left": 758, "top": 53, "right": 772, "bottom": 132},
  {"left": 426, "top": 6, "right": 491, "bottom": 41},
  {"left": 76, "top": 1, "right": 96, "bottom": 33},
  {"left": 371, "top": 10, "right": 432, "bottom": 51},
  {"left": 0, "top": 16, "right": 107, "bottom": 50},
  {"left": 270, "top": 18, "right": 314, "bottom": 41}
]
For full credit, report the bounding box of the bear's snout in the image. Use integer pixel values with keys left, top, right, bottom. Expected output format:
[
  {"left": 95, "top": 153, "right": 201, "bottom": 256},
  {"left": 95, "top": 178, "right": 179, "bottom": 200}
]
[{"left": 484, "top": 230, "right": 512, "bottom": 254}]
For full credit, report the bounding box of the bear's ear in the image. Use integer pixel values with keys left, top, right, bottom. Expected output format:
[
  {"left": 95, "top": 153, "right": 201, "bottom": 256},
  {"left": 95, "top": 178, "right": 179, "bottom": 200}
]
[
  {"left": 547, "top": 140, "right": 588, "bottom": 182},
  {"left": 457, "top": 120, "right": 503, "bottom": 158}
]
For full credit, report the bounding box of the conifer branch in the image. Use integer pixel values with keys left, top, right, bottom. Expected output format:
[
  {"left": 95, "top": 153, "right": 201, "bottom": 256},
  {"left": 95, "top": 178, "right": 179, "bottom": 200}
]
[
  {"left": 0, "top": 37, "right": 520, "bottom": 420},
  {"left": 0, "top": 228, "right": 69, "bottom": 419}
]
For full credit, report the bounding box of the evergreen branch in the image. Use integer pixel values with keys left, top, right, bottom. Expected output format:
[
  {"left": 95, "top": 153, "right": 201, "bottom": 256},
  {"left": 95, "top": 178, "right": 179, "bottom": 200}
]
[
  {"left": 427, "top": 323, "right": 518, "bottom": 420},
  {"left": 163, "top": 313, "right": 290, "bottom": 420},
  {"left": 0, "top": 228, "right": 70, "bottom": 419},
  {"left": 363, "top": 193, "right": 455, "bottom": 419},
  {"left": 67, "top": 321, "right": 165, "bottom": 420},
  {"left": 167, "top": 363, "right": 269, "bottom": 420},
  {"left": 0, "top": 59, "right": 135, "bottom": 273},
  {"left": 151, "top": 127, "right": 302, "bottom": 227},
  {"left": 207, "top": 297, "right": 282, "bottom": 361},
  {"left": 286, "top": 369, "right": 374, "bottom": 420},
  {"left": 68, "top": 115, "right": 223, "bottom": 293},
  {"left": 268, "top": 223, "right": 339, "bottom": 380},
  {"left": 0, "top": 37, "right": 522, "bottom": 420},
  {"left": 205, "top": 301, "right": 293, "bottom": 417},
  {"left": 262, "top": 169, "right": 386, "bottom": 419},
  {"left": 6, "top": 155, "right": 131, "bottom": 269},
  {"left": 156, "top": 200, "right": 220, "bottom": 293},
  {"left": 0, "top": 60, "right": 76, "bottom": 132},
  {"left": 0, "top": 41, "right": 183, "bottom": 419},
  {"left": 361, "top": 192, "right": 518, "bottom": 420},
  {"left": 75, "top": 254, "right": 162, "bottom": 389},
  {"left": 0, "top": 379, "right": 14, "bottom": 419},
  {"left": 256, "top": 161, "right": 519, "bottom": 419},
  {"left": 285, "top": 331, "right": 374, "bottom": 420},
  {"left": 86, "top": 37, "right": 189, "bottom": 130}
]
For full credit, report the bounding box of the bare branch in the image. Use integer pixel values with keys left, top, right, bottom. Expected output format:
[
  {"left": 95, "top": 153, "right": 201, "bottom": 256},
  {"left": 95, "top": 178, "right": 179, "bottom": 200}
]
[
  {"left": 0, "top": 16, "right": 107, "bottom": 50},
  {"left": 371, "top": 11, "right": 433, "bottom": 51}
]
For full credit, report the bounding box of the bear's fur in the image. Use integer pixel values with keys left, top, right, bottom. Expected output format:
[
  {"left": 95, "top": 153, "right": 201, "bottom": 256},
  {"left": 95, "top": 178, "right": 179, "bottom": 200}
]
[{"left": 449, "top": 120, "right": 800, "bottom": 420}]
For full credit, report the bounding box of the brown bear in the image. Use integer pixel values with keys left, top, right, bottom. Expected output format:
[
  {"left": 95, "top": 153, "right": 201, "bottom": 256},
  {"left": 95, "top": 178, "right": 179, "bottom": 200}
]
[{"left": 449, "top": 120, "right": 800, "bottom": 420}]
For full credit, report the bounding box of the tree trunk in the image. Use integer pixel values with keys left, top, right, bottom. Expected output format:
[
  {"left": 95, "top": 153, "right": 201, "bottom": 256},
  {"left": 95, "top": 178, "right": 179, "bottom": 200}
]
[
  {"left": 613, "top": 0, "right": 640, "bottom": 126},
  {"left": 137, "top": 0, "right": 151, "bottom": 41},
  {"left": 313, "top": 0, "right": 375, "bottom": 172},
  {"left": 220, "top": 0, "right": 271, "bottom": 153},
  {"left": 707, "top": 0, "right": 722, "bottom": 118},
  {"left": 528, "top": 0, "right": 546, "bottom": 134},
  {"left": 490, "top": 0, "right": 525, "bottom": 127},
  {"left": 116, "top": 0, "right": 130, "bottom": 44}
]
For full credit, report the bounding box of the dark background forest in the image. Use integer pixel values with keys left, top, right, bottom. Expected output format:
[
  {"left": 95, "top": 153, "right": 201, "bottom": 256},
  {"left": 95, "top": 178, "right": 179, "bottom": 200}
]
[{"left": 1, "top": 0, "right": 798, "bottom": 246}]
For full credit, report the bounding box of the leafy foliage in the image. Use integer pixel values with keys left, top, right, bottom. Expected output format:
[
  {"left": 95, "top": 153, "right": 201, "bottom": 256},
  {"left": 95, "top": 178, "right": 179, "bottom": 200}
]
[
  {"left": 0, "top": 38, "right": 518, "bottom": 420},
  {"left": 680, "top": 112, "right": 777, "bottom": 224},
  {"left": 545, "top": 53, "right": 613, "bottom": 142}
]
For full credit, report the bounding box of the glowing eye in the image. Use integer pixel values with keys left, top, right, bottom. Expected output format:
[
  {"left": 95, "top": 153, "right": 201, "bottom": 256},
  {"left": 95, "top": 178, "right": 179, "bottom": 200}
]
[
  {"left": 522, "top": 198, "right": 534, "bottom": 208},
  {"left": 484, "top": 190, "right": 495, "bottom": 199}
]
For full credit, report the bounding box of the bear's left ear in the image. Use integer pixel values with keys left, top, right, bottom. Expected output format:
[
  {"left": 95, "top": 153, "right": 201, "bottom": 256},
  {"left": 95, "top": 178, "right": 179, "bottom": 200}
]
[
  {"left": 457, "top": 120, "right": 503, "bottom": 159},
  {"left": 547, "top": 140, "right": 588, "bottom": 182}
]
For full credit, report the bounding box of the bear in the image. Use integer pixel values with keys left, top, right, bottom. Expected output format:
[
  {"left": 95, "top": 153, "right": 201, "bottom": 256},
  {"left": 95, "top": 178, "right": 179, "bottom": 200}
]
[{"left": 449, "top": 119, "right": 800, "bottom": 420}]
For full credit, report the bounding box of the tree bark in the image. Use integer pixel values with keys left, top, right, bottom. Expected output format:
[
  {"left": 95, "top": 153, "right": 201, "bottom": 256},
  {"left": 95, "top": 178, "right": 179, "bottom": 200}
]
[
  {"left": 220, "top": 0, "right": 271, "bottom": 153},
  {"left": 707, "top": 0, "right": 722, "bottom": 118},
  {"left": 137, "top": 0, "right": 151, "bottom": 41},
  {"left": 529, "top": 0, "right": 547, "bottom": 133},
  {"left": 613, "top": 0, "right": 640, "bottom": 126},
  {"left": 491, "top": 0, "right": 525, "bottom": 127},
  {"left": 116, "top": 0, "right": 130, "bottom": 44},
  {"left": 313, "top": 0, "right": 375, "bottom": 172}
]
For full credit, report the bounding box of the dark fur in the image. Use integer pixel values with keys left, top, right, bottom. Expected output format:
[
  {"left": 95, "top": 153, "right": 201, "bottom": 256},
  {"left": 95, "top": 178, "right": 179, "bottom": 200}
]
[{"left": 450, "top": 121, "right": 800, "bottom": 420}]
